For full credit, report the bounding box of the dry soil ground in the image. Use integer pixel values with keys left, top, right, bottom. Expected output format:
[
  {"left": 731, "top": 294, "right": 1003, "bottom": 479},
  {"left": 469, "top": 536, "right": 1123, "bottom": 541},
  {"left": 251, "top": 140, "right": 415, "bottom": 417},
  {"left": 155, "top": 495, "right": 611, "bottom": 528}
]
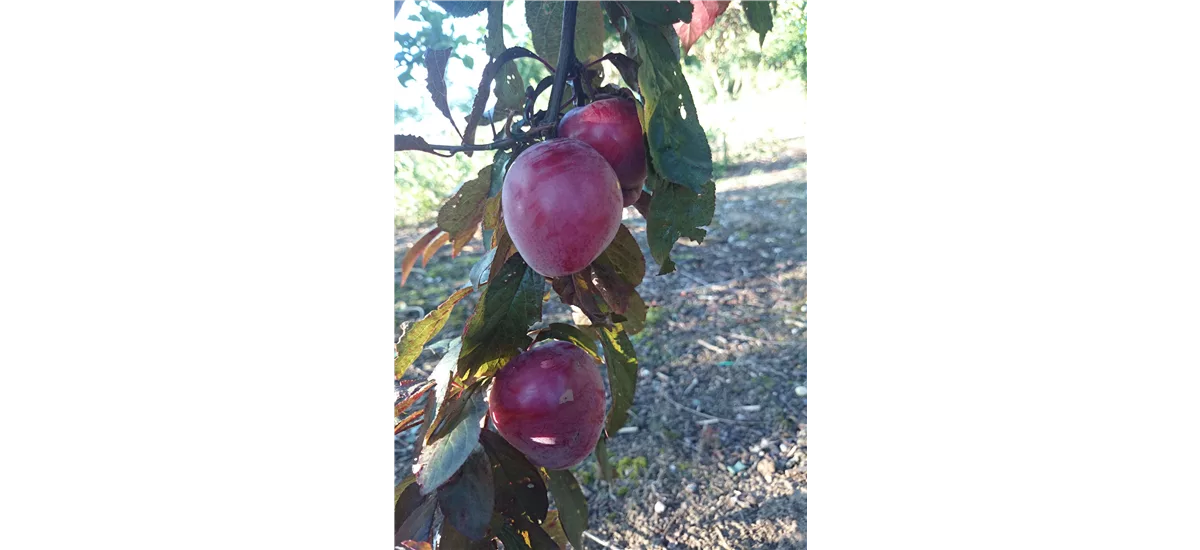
[{"left": 396, "top": 140, "right": 807, "bottom": 549}]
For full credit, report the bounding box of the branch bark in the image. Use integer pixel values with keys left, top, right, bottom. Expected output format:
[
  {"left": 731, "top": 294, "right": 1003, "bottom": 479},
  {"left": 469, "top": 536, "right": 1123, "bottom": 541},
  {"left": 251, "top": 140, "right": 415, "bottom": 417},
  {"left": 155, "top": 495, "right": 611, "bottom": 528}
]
[
  {"left": 395, "top": 124, "right": 555, "bottom": 154},
  {"left": 546, "top": 1, "right": 579, "bottom": 138}
]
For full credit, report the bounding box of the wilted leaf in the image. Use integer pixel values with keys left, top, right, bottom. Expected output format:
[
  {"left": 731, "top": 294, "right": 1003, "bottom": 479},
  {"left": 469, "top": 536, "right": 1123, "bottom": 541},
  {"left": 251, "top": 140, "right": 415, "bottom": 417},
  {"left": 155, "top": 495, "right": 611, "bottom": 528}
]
[
  {"left": 627, "top": 0, "right": 694, "bottom": 25},
  {"left": 483, "top": 195, "right": 502, "bottom": 231},
  {"left": 416, "top": 389, "right": 487, "bottom": 494},
  {"left": 481, "top": 429, "right": 549, "bottom": 523},
  {"left": 433, "top": 0, "right": 488, "bottom": 17},
  {"left": 597, "top": 326, "right": 638, "bottom": 433},
  {"left": 424, "top": 47, "right": 460, "bottom": 136},
  {"left": 525, "top": 0, "right": 606, "bottom": 66},
  {"left": 634, "top": 19, "right": 713, "bottom": 192},
  {"left": 597, "top": 224, "right": 646, "bottom": 286},
  {"left": 438, "top": 449, "right": 494, "bottom": 541},
  {"left": 673, "top": 1, "right": 730, "bottom": 55},
  {"left": 646, "top": 179, "right": 715, "bottom": 275},
  {"left": 543, "top": 469, "right": 588, "bottom": 550},
  {"left": 422, "top": 232, "right": 451, "bottom": 268},
  {"left": 396, "top": 286, "right": 474, "bottom": 378},
  {"left": 437, "top": 166, "right": 492, "bottom": 256},
  {"left": 400, "top": 226, "right": 441, "bottom": 287},
  {"left": 602, "top": 52, "right": 640, "bottom": 92},
  {"left": 551, "top": 274, "right": 606, "bottom": 326},
  {"left": 395, "top": 493, "right": 437, "bottom": 546},
  {"left": 540, "top": 510, "right": 570, "bottom": 549},
  {"left": 585, "top": 260, "right": 633, "bottom": 315},
  {"left": 532, "top": 322, "right": 601, "bottom": 362},
  {"left": 743, "top": 0, "right": 774, "bottom": 46},
  {"left": 458, "top": 254, "right": 544, "bottom": 378},
  {"left": 621, "top": 291, "right": 647, "bottom": 335}
]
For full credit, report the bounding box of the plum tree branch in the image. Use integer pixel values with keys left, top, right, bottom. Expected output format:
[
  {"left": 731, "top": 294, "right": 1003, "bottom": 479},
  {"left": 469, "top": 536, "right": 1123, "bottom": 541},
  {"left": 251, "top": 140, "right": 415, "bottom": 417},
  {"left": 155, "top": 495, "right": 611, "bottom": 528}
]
[
  {"left": 395, "top": 124, "right": 555, "bottom": 154},
  {"left": 546, "top": 0, "right": 579, "bottom": 138}
]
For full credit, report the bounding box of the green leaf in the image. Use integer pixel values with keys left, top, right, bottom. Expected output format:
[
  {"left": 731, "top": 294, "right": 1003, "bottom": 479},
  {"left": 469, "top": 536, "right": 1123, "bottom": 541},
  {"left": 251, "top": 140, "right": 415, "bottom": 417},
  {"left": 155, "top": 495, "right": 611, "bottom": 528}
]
[
  {"left": 633, "top": 18, "right": 713, "bottom": 192},
  {"left": 429, "top": 338, "right": 462, "bottom": 418},
  {"left": 415, "top": 389, "right": 486, "bottom": 494},
  {"left": 597, "top": 224, "right": 645, "bottom": 286},
  {"left": 395, "top": 476, "right": 423, "bottom": 526},
  {"left": 461, "top": 55, "right": 475, "bottom": 70},
  {"left": 621, "top": 290, "right": 647, "bottom": 335},
  {"left": 492, "top": 513, "right": 558, "bottom": 550},
  {"left": 742, "top": 0, "right": 774, "bottom": 46},
  {"left": 395, "top": 286, "right": 474, "bottom": 378},
  {"left": 437, "top": 449, "right": 494, "bottom": 540},
  {"left": 486, "top": 2, "right": 506, "bottom": 57},
  {"left": 532, "top": 322, "right": 602, "bottom": 362},
  {"left": 395, "top": 493, "right": 437, "bottom": 546},
  {"left": 594, "top": 436, "right": 612, "bottom": 481},
  {"left": 626, "top": 0, "right": 694, "bottom": 25},
  {"left": 437, "top": 166, "right": 492, "bottom": 256},
  {"left": 438, "top": 521, "right": 495, "bottom": 550},
  {"left": 646, "top": 179, "right": 715, "bottom": 275},
  {"left": 597, "top": 325, "right": 638, "bottom": 433},
  {"left": 434, "top": 0, "right": 488, "bottom": 17},
  {"left": 494, "top": 62, "right": 526, "bottom": 114},
  {"left": 525, "top": 0, "right": 606, "bottom": 66},
  {"left": 489, "top": 148, "right": 518, "bottom": 197},
  {"left": 469, "top": 248, "right": 496, "bottom": 289},
  {"left": 396, "top": 474, "right": 416, "bottom": 505},
  {"left": 543, "top": 468, "right": 588, "bottom": 550},
  {"left": 458, "top": 254, "right": 545, "bottom": 378},
  {"left": 424, "top": 47, "right": 460, "bottom": 136},
  {"left": 481, "top": 429, "right": 549, "bottom": 523}
]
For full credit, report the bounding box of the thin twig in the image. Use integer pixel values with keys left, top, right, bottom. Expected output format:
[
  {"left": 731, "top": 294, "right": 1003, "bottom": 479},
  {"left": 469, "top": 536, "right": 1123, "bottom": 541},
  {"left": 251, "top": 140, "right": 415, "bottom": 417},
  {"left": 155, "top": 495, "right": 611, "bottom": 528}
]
[
  {"left": 395, "top": 124, "right": 554, "bottom": 154},
  {"left": 583, "top": 531, "right": 625, "bottom": 550},
  {"left": 658, "top": 390, "right": 746, "bottom": 424}
]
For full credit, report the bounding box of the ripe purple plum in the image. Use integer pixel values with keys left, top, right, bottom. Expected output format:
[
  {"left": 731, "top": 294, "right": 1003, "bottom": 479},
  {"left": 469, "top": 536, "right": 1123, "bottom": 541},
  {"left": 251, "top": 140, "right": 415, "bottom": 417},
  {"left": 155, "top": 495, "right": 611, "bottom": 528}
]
[
  {"left": 488, "top": 341, "right": 607, "bottom": 470},
  {"left": 502, "top": 138, "right": 623, "bottom": 277},
  {"left": 557, "top": 97, "right": 647, "bottom": 206}
]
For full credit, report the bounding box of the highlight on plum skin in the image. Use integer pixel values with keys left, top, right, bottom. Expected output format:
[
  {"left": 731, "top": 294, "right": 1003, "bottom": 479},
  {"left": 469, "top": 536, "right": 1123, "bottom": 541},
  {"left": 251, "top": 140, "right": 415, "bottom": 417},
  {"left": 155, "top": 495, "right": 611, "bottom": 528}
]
[
  {"left": 487, "top": 340, "right": 607, "bottom": 470},
  {"left": 557, "top": 97, "right": 648, "bottom": 207},
  {"left": 501, "top": 138, "right": 623, "bottom": 277}
]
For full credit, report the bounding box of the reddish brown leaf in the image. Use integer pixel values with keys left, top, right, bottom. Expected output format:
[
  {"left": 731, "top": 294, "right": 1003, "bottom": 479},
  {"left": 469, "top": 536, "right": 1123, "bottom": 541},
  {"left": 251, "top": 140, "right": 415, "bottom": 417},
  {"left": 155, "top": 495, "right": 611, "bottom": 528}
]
[
  {"left": 673, "top": 0, "right": 730, "bottom": 55},
  {"left": 400, "top": 227, "right": 442, "bottom": 287},
  {"left": 394, "top": 407, "right": 426, "bottom": 435},
  {"left": 395, "top": 381, "right": 435, "bottom": 419},
  {"left": 422, "top": 232, "right": 451, "bottom": 268}
]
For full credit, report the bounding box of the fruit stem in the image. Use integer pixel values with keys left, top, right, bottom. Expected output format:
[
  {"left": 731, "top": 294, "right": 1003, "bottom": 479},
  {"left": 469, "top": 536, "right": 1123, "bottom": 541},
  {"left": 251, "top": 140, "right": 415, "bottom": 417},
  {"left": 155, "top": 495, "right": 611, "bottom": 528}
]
[{"left": 546, "top": 0, "right": 579, "bottom": 138}]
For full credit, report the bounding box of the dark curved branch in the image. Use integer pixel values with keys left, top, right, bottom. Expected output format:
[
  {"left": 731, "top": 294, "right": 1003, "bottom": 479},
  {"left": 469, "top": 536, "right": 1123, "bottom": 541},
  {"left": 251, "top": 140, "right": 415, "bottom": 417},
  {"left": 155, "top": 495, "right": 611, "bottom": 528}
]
[
  {"left": 396, "top": 124, "right": 555, "bottom": 155},
  {"left": 546, "top": 1, "right": 579, "bottom": 138}
]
